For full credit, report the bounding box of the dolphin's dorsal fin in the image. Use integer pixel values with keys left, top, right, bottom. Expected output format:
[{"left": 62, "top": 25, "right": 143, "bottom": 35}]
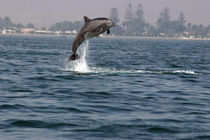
[{"left": 84, "top": 16, "right": 90, "bottom": 23}]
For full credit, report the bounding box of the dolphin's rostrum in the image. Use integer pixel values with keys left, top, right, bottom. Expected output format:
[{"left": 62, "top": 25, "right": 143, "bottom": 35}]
[{"left": 69, "top": 16, "right": 115, "bottom": 61}]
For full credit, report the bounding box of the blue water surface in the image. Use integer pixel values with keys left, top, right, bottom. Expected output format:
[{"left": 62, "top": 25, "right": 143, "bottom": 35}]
[{"left": 0, "top": 35, "right": 210, "bottom": 140}]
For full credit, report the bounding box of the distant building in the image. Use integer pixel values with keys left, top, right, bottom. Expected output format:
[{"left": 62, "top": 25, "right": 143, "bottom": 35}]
[
  {"left": 72, "top": 30, "right": 77, "bottom": 34},
  {"left": 159, "top": 33, "right": 165, "bottom": 37},
  {"left": 65, "top": 31, "right": 72, "bottom": 35},
  {"left": 2, "top": 28, "right": 17, "bottom": 35},
  {"left": 54, "top": 31, "right": 62, "bottom": 35},
  {"left": 35, "top": 30, "right": 54, "bottom": 35},
  {"left": 21, "top": 28, "right": 36, "bottom": 34}
]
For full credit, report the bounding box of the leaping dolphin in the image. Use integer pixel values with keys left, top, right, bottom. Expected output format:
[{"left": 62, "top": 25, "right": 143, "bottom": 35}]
[{"left": 69, "top": 16, "right": 115, "bottom": 61}]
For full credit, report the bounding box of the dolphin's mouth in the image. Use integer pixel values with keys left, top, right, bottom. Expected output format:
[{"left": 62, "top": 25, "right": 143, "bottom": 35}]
[
  {"left": 106, "top": 19, "right": 115, "bottom": 27},
  {"left": 108, "top": 22, "right": 115, "bottom": 27}
]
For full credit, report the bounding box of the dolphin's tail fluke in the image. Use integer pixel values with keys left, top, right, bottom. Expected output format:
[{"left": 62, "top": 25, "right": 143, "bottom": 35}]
[{"left": 69, "top": 53, "right": 80, "bottom": 61}]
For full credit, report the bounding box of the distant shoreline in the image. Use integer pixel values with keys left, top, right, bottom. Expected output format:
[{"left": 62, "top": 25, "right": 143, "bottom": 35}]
[
  {"left": 0, "top": 33, "right": 76, "bottom": 38},
  {"left": 102, "top": 35, "right": 210, "bottom": 41},
  {"left": 1, "top": 33, "right": 210, "bottom": 41}
]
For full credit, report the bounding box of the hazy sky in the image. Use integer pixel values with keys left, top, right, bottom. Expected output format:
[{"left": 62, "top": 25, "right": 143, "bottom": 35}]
[{"left": 0, "top": 0, "right": 209, "bottom": 27}]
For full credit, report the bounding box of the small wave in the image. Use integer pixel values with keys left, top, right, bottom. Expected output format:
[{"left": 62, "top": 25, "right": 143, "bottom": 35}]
[
  {"left": 10, "top": 119, "right": 77, "bottom": 128},
  {"left": 195, "top": 135, "right": 210, "bottom": 139},
  {"left": 147, "top": 126, "right": 179, "bottom": 133},
  {"left": 59, "top": 67, "right": 197, "bottom": 75},
  {"left": 171, "top": 70, "right": 196, "bottom": 74},
  {"left": 90, "top": 67, "right": 146, "bottom": 74},
  {"left": 60, "top": 66, "right": 149, "bottom": 74},
  {"left": 157, "top": 70, "right": 197, "bottom": 75},
  {"left": 59, "top": 66, "right": 197, "bottom": 75},
  {"left": 0, "top": 104, "right": 25, "bottom": 110}
]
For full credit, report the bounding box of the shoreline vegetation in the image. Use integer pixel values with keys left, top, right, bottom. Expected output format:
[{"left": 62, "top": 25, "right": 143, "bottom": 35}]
[
  {"left": 1, "top": 33, "right": 210, "bottom": 41},
  {"left": 1, "top": 3, "right": 210, "bottom": 39}
]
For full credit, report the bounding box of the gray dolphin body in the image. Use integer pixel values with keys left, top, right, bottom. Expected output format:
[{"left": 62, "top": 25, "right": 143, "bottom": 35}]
[{"left": 69, "top": 16, "right": 115, "bottom": 61}]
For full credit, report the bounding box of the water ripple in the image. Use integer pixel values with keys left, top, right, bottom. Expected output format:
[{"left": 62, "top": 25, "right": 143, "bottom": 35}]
[{"left": 1, "top": 36, "right": 210, "bottom": 140}]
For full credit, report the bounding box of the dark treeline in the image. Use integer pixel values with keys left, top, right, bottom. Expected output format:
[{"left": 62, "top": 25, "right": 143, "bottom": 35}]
[
  {"left": 1, "top": 3, "right": 210, "bottom": 38},
  {"left": 0, "top": 16, "right": 81, "bottom": 31},
  {"left": 109, "top": 3, "right": 210, "bottom": 37},
  {"left": 49, "top": 21, "right": 83, "bottom": 32},
  {"left": 0, "top": 17, "right": 35, "bottom": 29}
]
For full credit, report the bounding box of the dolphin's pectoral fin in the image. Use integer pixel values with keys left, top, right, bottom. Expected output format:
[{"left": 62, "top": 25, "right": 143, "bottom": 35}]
[
  {"left": 107, "top": 29, "right": 110, "bottom": 34},
  {"left": 84, "top": 32, "right": 89, "bottom": 40},
  {"left": 99, "top": 28, "right": 104, "bottom": 34}
]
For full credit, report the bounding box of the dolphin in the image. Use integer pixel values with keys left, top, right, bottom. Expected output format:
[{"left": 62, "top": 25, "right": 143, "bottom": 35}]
[{"left": 69, "top": 16, "right": 115, "bottom": 61}]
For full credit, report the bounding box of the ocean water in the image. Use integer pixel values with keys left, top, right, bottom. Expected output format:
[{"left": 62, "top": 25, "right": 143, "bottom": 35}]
[{"left": 0, "top": 35, "right": 210, "bottom": 140}]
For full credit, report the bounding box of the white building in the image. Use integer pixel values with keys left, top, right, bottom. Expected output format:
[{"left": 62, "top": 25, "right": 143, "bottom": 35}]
[
  {"left": 21, "top": 28, "right": 36, "bottom": 34},
  {"left": 35, "top": 30, "right": 54, "bottom": 35},
  {"left": 2, "top": 28, "right": 17, "bottom": 35}
]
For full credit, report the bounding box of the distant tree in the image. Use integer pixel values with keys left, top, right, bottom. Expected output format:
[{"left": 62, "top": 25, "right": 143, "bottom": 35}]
[
  {"left": 72, "top": 21, "right": 83, "bottom": 31},
  {"left": 26, "top": 23, "right": 35, "bottom": 28},
  {"left": 60, "top": 21, "right": 73, "bottom": 31},
  {"left": 190, "top": 24, "right": 206, "bottom": 37},
  {"left": 205, "top": 25, "right": 210, "bottom": 33},
  {"left": 135, "top": 4, "right": 144, "bottom": 22},
  {"left": 191, "top": 24, "right": 198, "bottom": 34},
  {"left": 145, "top": 23, "right": 158, "bottom": 36},
  {"left": 168, "top": 20, "right": 179, "bottom": 36},
  {"left": 4, "top": 17, "right": 14, "bottom": 27},
  {"left": 122, "top": 3, "right": 135, "bottom": 35},
  {"left": 186, "top": 23, "right": 206, "bottom": 37},
  {"left": 156, "top": 8, "right": 171, "bottom": 34},
  {"left": 122, "top": 3, "right": 147, "bottom": 35},
  {"left": 109, "top": 7, "right": 123, "bottom": 35},
  {"left": 205, "top": 25, "right": 210, "bottom": 37},
  {"left": 50, "top": 21, "right": 73, "bottom": 32},
  {"left": 15, "top": 23, "right": 24, "bottom": 28},
  {"left": 109, "top": 7, "right": 120, "bottom": 24},
  {"left": 14, "top": 23, "right": 24, "bottom": 33},
  {"left": 156, "top": 11, "right": 187, "bottom": 36},
  {"left": 178, "top": 12, "right": 186, "bottom": 25},
  {"left": 133, "top": 4, "right": 145, "bottom": 34},
  {"left": 187, "top": 23, "right": 192, "bottom": 32},
  {"left": 41, "top": 27, "right": 47, "bottom": 30},
  {"left": 0, "top": 17, "right": 14, "bottom": 29},
  {"left": 112, "top": 25, "right": 124, "bottom": 35},
  {"left": 176, "top": 12, "right": 186, "bottom": 33},
  {"left": 0, "top": 17, "right": 2, "bottom": 29},
  {"left": 197, "top": 24, "right": 206, "bottom": 37},
  {"left": 144, "top": 23, "right": 151, "bottom": 36},
  {"left": 124, "top": 3, "right": 134, "bottom": 22},
  {"left": 50, "top": 22, "right": 61, "bottom": 31}
]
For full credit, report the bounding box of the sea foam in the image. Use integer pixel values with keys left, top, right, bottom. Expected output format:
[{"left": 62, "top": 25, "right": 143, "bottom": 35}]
[{"left": 65, "top": 41, "right": 90, "bottom": 73}]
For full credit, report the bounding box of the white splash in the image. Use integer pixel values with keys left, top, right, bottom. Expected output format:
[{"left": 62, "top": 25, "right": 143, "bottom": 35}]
[
  {"left": 65, "top": 41, "right": 90, "bottom": 73},
  {"left": 89, "top": 68, "right": 196, "bottom": 75},
  {"left": 63, "top": 42, "right": 196, "bottom": 75},
  {"left": 172, "top": 70, "right": 196, "bottom": 74},
  {"left": 90, "top": 67, "right": 147, "bottom": 74}
]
